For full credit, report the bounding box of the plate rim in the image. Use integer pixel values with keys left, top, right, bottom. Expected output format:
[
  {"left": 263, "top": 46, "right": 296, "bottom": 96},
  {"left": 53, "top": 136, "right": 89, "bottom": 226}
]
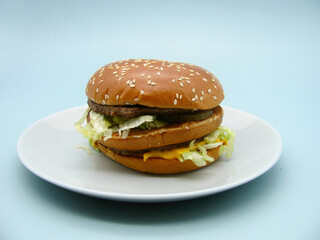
[{"left": 17, "top": 105, "right": 282, "bottom": 202}]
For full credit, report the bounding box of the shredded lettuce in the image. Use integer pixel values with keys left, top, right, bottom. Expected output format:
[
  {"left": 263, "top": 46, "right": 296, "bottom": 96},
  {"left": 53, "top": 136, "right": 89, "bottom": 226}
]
[
  {"left": 217, "top": 126, "right": 236, "bottom": 158},
  {"left": 74, "top": 108, "right": 168, "bottom": 146},
  {"left": 118, "top": 115, "right": 154, "bottom": 131},
  {"left": 182, "top": 151, "right": 207, "bottom": 167},
  {"left": 180, "top": 126, "right": 235, "bottom": 166}
]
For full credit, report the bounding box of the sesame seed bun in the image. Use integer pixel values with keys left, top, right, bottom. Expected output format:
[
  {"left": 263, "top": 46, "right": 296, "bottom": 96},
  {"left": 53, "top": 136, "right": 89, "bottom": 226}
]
[
  {"left": 86, "top": 59, "right": 224, "bottom": 109},
  {"left": 98, "top": 143, "right": 222, "bottom": 174}
]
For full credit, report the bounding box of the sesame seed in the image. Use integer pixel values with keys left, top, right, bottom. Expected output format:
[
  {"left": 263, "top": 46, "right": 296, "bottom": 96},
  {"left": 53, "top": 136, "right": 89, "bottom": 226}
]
[
  {"left": 208, "top": 89, "right": 212, "bottom": 93},
  {"left": 203, "top": 78, "right": 207, "bottom": 82},
  {"left": 201, "top": 90, "right": 204, "bottom": 96},
  {"left": 192, "top": 88, "right": 195, "bottom": 93},
  {"left": 174, "top": 99, "right": 177, "bottom": 105},
  {"left": 99, "top": 73, "right": 103, "bottom": 77},
  {"left": 141, "top": 73, "right": 145, "bottom": 77},
  {"left": 140, "top": 90, "right": 144, "bottom": 95},
  {"left": 189, "top": 69, "right": 194, "bottom": 72},
  {"left": 200, "top": 96, "right": 203, "bottom": 101},
  {"left": 118, "top": 77, "right": 123, "bottom": 81},
  {"left": 176, "top": 93, "right": 179, "bottom": 98},
  {"left": 126, "top": 80, "right": 130, "bottom": 84},
  {"left": 120, "top": 73, "right": 125, "bottom": 76},
  {"left": 147, "top": 75, "right": 151, "bottom": 79},
  {"left": 116, "top": 95, "right": 119, "bottom": 100},
  {"left": 151, "top": 82, "right": 157, "bottom": 86},
  {"left": 192, "top": 98, "right": 196, "bottom": 102},
  {"left": 132, "top": 79, "right": 136, "bottom": 83},
  {"left": 195, "top": 94, "right": 198, "bottom": 100},
  {"left": 214, "top": 96, "right": 217, "bottom": 100},
  {"left": 130, "top": 84, "right": 135, "bottom": 88},
  {"left": 180, "top": 94, "right": 182, "bottom": 99},
  {"left": 186, "top": 80, "right": 191, "bottom": 84},
  {"left": 214, "top": 85, "right": 217, "bottom": 89},
  {"left": 99, "top": 79, "right": 104, "bottom": 83},
  {"left": 115, "top": 75, "right": 119, "bottom": 78},
  {"left": 105, "top": 94, "right": 109, "bottom": 100},
  {"left": 211, "top": 78, "right": 215, "bottom": 82},
  {"left": 147, "top": 80, "right": 152, "bottom": 85},
  {"left": 96, "top": 88, "right": 99, "bottom": 93},
  {"left": 172, "top": 79, "right": 176, "bottom": 83},
  {"left": 102, "top": 100, "right": 106, "bottom": 104},
  {"left": 190, "top": 73, "right": 194, "bottom": 77},
  {"left": 185, "top": 126, "right": 190, "bottom": 130},
  {"left": 196, "top": 72, "right": 200, "bottom": 76},
  {"left": 113, "top": 71, "right": 118, "bottom": 74},
  {"left": 134, "top": 98, "right": 139, "bottom": 102},
  {"left": 176, "top": 69, "right": 181, "bottom": 72},
  {"left": 156, "top": 72, "right": 161, "bottom": 76},
  {"left": 180, "top": 82, "right": 184, "bottom": 87},
  {"left": 100, "top": 67, "right": 105, "bottom": 73}
]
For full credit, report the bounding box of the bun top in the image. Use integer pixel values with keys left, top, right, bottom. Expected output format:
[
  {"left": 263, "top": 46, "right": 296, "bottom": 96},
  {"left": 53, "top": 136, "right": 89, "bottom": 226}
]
[{"left": 86, "top": 59, "right": 224, "bottom": 110}]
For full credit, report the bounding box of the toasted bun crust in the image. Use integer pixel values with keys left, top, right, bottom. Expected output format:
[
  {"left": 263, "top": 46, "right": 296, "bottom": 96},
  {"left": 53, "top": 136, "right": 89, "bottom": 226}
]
[
  {"left": 86, "top": 59, "right": 224, "bottom": 110},
  {"left": 98, "top": 143, "right": 222, "bottom": 174},
  {"left": 97, "top": 106, "right": 223, "bottom": 151}
]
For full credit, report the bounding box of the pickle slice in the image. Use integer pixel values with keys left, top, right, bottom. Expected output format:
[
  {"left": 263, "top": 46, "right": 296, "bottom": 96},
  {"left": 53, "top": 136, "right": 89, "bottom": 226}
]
[{"left": 159, "top": 109, "right": 213, "bottom": 123}]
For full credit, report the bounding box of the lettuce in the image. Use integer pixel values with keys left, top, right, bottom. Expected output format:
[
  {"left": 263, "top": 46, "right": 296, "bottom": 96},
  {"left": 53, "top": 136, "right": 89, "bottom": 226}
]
[
  {"left": 180, "top": 127, "right": 235, "bottom": 166},
  {"left": 74, "top": 108, "right": 168, "bottom": 146},
  {"left": 118, "top": 115, "right": 154, "bottom": 131},
  {"left": 117, "top": 115, "right": 154, "bottom": 138},
  {"left": 217, "top": 126, "right": 236, "bottom": 158}
]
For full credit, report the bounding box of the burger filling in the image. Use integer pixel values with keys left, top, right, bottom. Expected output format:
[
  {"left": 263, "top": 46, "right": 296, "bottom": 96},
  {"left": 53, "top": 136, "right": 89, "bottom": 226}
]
[
  {"left": 100, "top": 128, "right": 235, "bottom": 167},
  {"left": 143, "top": 128, "right": 234, "bottom": 167},
  {"left": 75, "top": 103, "right": 235, "bottom": 167}
]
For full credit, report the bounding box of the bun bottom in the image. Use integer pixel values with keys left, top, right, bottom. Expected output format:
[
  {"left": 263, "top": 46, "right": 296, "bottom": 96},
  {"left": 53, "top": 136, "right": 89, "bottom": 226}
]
[{"left": 98, "top": 142, "right": 221, "bottom": 174}]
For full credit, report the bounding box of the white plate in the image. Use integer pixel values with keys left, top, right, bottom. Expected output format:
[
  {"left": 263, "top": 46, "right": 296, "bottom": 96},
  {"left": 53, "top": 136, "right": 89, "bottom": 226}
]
[{"left": 17, "top": 106, "right": 282, "bottom": 202}]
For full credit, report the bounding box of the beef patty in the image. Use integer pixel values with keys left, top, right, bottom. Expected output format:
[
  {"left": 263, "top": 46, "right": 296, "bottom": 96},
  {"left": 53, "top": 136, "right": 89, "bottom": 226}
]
[{"left": 88, "top": 99, "right": 201, "bottom": 118}]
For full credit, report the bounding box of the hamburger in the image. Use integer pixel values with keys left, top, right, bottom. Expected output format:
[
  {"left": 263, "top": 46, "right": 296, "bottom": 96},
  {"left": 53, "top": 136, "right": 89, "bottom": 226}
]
[{"left": 75, "top": 59, "right": 235, "bottom": 174}]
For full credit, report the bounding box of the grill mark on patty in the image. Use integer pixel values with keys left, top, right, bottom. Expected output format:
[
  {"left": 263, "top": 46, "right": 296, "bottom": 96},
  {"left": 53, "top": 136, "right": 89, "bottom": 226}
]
[{"left": 88, "top": 99, "right": 201, "bottom": 118}]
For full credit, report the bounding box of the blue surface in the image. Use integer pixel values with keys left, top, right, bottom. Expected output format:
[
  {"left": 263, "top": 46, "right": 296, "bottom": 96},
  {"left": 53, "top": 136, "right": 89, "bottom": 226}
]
[{"left": 1, "top": 0, "right": 320, "bottom": 239}]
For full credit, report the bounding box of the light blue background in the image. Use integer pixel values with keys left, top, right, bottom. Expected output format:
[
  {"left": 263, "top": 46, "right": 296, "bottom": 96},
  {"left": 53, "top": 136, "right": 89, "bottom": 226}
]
[{"left": 1, "top": 0, "right": 319, "bottom": 239}]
